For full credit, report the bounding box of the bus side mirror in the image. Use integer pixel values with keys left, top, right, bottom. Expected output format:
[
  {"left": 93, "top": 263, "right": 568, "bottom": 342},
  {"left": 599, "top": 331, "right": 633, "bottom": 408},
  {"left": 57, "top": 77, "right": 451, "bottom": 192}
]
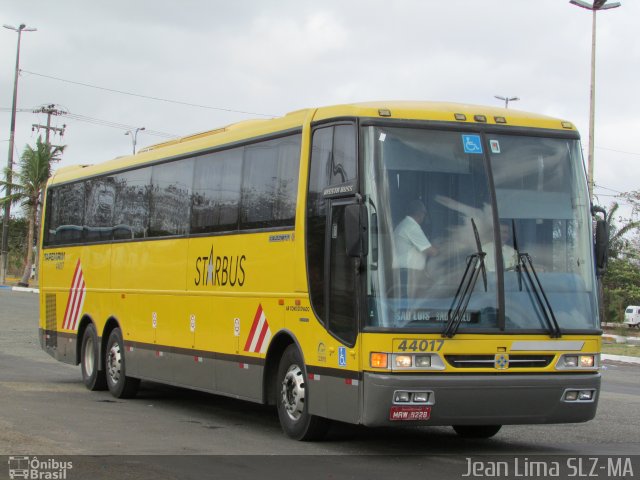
[
  {"left": 345, "top": 204, "right": 369, "bottom": 258},
  {"left": 592, "top": 205, "right": 609, "bottom": 277},
  {"left": 595, "top": 218, "right": 609, "bottom": 277}
]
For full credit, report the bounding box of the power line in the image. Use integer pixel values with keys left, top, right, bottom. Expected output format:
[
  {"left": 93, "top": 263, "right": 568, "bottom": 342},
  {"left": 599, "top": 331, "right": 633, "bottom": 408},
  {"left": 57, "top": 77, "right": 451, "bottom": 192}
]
[
  {"left": 62, "top": 112, "right": 177, "bottom": 138},
  {"left": 594, "top": 183, "right": 625, "bottom": 194},
  {"left": 20, "top": 69, "right": 277, "bottom": 118},
  {"left": 596, "top": 146, "right": 640, "bottom": 157},
  {"left": 1, "top": 106, "right": 178, "bottom": 139}
]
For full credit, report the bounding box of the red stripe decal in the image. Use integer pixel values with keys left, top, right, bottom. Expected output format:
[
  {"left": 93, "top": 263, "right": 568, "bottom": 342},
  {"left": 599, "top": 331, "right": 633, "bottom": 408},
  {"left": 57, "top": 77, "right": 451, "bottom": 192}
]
[
  {"left": 62, "top": 260, "right": 82, "bottom": 330},
  {"left": 243, "top": 304, "right": 263, "bottom": 351},
  {"left": 70, "top": 277, "right": 85, "bottom": 331}
]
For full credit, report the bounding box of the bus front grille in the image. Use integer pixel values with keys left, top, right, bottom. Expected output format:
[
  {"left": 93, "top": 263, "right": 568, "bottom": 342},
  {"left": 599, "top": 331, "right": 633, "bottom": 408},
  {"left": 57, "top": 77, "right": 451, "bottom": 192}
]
[{"left": 444, "top": 354, "right": 555, "bottom": 369}]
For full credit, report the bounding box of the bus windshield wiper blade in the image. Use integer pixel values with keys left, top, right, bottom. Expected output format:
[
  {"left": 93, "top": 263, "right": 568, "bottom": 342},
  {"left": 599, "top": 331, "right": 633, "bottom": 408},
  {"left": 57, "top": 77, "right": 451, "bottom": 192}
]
[
  {"left": 442, "top": 219, "right": 487, "bottom": 338},
  {"left": 512, "top": 221, "right": 562, "bottom": 338}
]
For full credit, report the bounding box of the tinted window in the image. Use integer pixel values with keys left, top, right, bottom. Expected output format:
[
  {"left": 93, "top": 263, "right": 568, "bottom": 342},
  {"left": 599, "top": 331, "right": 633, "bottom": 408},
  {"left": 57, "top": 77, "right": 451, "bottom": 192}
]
[
  {"left": 306, "top": 124, "right": 357, "bottom": 322},
  {"left": 306, "top": 127, "right": 333, "bottom": 320},
  {"left": 240, "top": 135, "right": 301, "bottom": 229},
  {"left": 149, "top": 159, "right": 194, "bottom": 237},
  {"left": 192, "top": 148, "right": 242, "bottom": 233},
  {"left": 85, "top": 177, "right": 116, "bottom": 242},
  {"left": 331, "top": 125, "right": 357, "bottom": 186},
  {"left": 328, "top": 203, "right": 358, "bottom": 344},
  {"left": 113, "top": 168, "right": 151, "bottom": 239},
  {"left": 46, "top": 182, "right": 85, "bottom": 245}
]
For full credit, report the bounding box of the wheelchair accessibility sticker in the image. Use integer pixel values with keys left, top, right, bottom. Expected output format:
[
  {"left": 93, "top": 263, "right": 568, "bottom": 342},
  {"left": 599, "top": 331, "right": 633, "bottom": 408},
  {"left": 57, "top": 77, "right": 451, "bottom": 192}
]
[
  {"left": 462, "top": 134, "right": 483, "bottom": 154},
  {"left": 338, "top": 346, "right": 347, "bottom": 367}
]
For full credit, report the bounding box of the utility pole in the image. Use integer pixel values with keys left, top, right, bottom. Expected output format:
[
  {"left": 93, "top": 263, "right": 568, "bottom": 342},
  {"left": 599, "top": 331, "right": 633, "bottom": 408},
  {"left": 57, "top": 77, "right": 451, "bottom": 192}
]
[
  {"left": 32, "top": 104, "right": 67, "bottom": 146},
  {"left": 569, "top": 0, "right": 622, "bottom": 201},
  {"left": 31, "top": 104, "right": 67, "bottom": 283},
  {"left": 1, "top": 23, "right": 36, "bottom": 285}
]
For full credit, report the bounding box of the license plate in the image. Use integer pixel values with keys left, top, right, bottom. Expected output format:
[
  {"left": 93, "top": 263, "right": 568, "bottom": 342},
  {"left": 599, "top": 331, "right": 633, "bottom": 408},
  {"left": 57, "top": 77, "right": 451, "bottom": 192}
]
[{"left": 389, "top": 406, "right": 432, "bottom": 421}]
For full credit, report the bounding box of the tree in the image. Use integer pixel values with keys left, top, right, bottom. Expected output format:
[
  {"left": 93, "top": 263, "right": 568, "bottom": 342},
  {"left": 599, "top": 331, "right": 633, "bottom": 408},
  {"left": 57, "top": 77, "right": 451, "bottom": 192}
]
[
  {"left": 606, "top": 202, "right": 640, "bottom": 259},
  {"left": 601, "top": 202, "right": 640, "bottom": 322},
  {"left": 0, "top": 136, "right": 64, "bottom": 285}
]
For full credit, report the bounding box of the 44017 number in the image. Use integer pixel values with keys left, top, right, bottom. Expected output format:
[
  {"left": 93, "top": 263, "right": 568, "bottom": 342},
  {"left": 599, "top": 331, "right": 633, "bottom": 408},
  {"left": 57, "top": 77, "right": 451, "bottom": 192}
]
[{"left": 394, "top": 339, "right": 444, "bottom": 352}]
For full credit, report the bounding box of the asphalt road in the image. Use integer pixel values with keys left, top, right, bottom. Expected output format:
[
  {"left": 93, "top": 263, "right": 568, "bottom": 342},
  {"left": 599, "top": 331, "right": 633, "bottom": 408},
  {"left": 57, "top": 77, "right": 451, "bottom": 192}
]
[{"left": 1, "top": 289, "right": 638, "bottom": 479}]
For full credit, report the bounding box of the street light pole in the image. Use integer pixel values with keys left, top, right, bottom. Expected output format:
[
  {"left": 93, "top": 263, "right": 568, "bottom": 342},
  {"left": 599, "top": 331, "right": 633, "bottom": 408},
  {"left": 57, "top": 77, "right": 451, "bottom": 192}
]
[
  {"left": 494, "top": 95, "right": 520, "bottom": 109},
  {"left": 569, "top": 0, "right": 621, "bottom": 201},
  {"left": 1, "top": 23, "right": 37, "bottom": 285},
  {"left": 125, "top": 127, "right": 145, "bottom": 155}
]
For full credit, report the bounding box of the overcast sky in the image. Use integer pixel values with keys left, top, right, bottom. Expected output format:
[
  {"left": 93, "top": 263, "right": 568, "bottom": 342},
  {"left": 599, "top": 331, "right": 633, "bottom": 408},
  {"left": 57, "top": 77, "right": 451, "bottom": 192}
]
[{"left": 1, "top": 0, "right": 638, "bottom": 216}]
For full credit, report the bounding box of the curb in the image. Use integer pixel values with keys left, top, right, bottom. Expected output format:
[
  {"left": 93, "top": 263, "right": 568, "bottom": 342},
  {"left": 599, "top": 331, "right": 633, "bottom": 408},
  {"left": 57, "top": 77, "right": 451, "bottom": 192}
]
[
  {"left": 602, "top": 354, "right": 640, "bottom": 365},
  {"left": 602, "top": 334, "right": 640, "bottom": 346},
  {"left": 9, "top": 286, "right": 39, "bottom": 294}
]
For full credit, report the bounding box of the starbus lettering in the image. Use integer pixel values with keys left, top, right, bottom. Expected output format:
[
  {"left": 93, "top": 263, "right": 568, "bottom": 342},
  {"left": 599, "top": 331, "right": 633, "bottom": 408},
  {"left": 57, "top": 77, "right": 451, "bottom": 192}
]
[{"left": 194, "top": 245, "right": 246, "bottom": 287}]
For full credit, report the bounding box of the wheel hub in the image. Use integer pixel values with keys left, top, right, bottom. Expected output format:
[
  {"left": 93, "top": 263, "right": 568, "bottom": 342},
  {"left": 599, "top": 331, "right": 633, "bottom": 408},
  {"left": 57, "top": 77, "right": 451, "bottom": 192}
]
[
  {"left": 281, "top": 364, "right": 305, "bottom": 421},
  {"left": 84, "top": 336, "right": 95, "bottom": 375},
  {"left": 107, "top": 343, "right": 122, "bottom": 384}
]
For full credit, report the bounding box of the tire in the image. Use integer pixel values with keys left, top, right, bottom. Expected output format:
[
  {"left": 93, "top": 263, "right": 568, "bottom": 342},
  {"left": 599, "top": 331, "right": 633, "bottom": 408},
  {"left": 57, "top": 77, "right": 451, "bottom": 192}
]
[
  {"left": 276, "top": 345, "right": 329, "bottom": 441},
  {"left": 452, "top": 424, "right": 502, "bottom": 439},
  {"left": 80, "top": 323, "right": 107, "bottom": 391},
  {"left": 105, "top": 327, "right": 140, "bottom": 399}
]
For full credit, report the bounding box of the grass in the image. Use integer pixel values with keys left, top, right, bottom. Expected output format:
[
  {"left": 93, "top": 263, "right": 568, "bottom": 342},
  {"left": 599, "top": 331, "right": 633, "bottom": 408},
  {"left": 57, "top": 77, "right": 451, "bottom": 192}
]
[{"left": 601, "top": 343, "right": 640, "bottom": 358}]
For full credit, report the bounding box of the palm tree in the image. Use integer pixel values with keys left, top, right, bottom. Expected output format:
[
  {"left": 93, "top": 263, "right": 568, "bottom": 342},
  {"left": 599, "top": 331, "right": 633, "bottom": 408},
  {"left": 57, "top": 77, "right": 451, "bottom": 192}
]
[
  {"left": 607, "top": 202, "right": 640, "bottom": 259},
  {"left": 0, "top": 136, "right": 64, "bottom": 286}
]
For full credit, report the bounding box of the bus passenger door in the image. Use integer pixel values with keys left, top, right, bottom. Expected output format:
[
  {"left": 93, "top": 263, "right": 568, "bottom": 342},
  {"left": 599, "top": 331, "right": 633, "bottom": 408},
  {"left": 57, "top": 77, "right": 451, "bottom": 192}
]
[{"left": 324, "top": 200, "right": 360, "bottom": 423}]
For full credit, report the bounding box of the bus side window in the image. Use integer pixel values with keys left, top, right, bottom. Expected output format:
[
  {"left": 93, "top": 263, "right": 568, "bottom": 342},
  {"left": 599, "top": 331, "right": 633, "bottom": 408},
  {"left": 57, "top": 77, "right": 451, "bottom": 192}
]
[
  {"left": 47, "top": 182, "right": 85, "bottom": 245},
  {"left": 85, "top": 177, "right": 116, "bottom": 242},
  {"left": 113, "top": 168, "right": 151, "bottom": 239}
]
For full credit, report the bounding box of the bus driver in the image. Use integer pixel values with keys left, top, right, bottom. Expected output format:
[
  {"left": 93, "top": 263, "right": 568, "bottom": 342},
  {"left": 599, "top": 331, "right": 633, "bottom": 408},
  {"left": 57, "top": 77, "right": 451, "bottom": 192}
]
[{"left": 393, "top": 199, "right": 439, "bottom": 297}]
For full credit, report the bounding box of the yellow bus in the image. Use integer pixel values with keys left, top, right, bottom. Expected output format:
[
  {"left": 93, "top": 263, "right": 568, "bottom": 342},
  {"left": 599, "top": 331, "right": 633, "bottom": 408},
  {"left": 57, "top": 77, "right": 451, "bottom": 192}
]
[{"left": 39, "top": 101, "right": 607, "bottom": 440}]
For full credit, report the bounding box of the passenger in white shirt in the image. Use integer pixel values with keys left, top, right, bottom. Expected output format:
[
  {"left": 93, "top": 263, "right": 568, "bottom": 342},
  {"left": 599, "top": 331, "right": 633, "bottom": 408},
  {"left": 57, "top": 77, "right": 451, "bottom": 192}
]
[
  {"left": 393, "top": 200, "right": 438, "bottom": 297},
  {"left": 484, "top": 221, "right": 518, "bottom": 271}
]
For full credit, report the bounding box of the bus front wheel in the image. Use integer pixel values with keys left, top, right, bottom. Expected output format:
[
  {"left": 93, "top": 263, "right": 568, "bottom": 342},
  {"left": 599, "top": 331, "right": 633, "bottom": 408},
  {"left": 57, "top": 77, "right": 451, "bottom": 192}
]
[
  {"left": 105, "top": 327, "right": 140, "bottom": 399},
  {"left": 80, "top": 323, "right": 107, "bottom": 391},
  {"left": 276, "top": 345, "right": 329, "bottom": 441},
  {"left": 452, "top": 425, "right": 502, "bottom": 439}
]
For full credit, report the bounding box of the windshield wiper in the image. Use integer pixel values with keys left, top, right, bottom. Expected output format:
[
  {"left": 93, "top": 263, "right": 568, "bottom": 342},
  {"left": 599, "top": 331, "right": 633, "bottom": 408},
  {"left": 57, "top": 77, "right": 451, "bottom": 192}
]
[
  {"left": 512, "top": 220, "right": 562, "bottom": 338},
  {"left": 442, "top": 219, "right": 487, "bottom": 338}
]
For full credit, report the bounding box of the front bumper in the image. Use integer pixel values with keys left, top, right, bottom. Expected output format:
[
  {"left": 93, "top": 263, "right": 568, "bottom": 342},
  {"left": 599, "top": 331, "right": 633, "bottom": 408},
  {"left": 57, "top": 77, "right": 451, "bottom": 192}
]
[{"left": 362, "top": 371, "right": 600, "bottom": 427}]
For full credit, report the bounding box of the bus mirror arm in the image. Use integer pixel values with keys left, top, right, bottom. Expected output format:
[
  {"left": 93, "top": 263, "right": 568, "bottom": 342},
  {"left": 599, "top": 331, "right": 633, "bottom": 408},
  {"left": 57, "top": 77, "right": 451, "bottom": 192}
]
[{"left": 345, "top": 204, "right": 369, "bottom": 259}]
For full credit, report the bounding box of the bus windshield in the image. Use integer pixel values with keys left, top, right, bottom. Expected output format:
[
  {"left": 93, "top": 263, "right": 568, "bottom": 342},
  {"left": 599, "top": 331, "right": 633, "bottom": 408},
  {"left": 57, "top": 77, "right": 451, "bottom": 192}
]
[{"left": 363, "top": 126, "right": 597, "bottom": 333}]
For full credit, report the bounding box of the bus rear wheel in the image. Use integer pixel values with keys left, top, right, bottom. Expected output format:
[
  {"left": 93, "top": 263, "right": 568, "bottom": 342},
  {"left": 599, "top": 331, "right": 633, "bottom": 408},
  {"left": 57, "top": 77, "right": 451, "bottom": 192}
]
[
  {"left": 452, "top": 424, "right": 502, "bottom": 439},
  {"left": 105, "top": 327, "right": 140, "bottom": 399},
  {"left": 276, "top": 345, "right": 329, "bottom": 441},
  {"left": 80, "top": 323, "right": 107, "bottom": 391}
]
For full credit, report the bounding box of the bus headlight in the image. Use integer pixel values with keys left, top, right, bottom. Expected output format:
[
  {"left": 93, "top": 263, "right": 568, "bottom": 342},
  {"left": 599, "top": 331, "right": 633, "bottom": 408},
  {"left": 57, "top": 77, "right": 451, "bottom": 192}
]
[
  {"left": 557, "top": 354, "right": 598, "bottom": 370},
  {"left": 389, "top": 354, "right": 445, "bottom": 371},
  {"left": 394, "top": 355, "right": 412, "bottom": 368},
  {"left": 564, "top": 355, "right": 578, "bottom": 367},
  {"left": 580, "top": 355, "right": 595, "bottom": 368},
  {"left": 414, "top": 355, "right": 432, "bottom": 368}
]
